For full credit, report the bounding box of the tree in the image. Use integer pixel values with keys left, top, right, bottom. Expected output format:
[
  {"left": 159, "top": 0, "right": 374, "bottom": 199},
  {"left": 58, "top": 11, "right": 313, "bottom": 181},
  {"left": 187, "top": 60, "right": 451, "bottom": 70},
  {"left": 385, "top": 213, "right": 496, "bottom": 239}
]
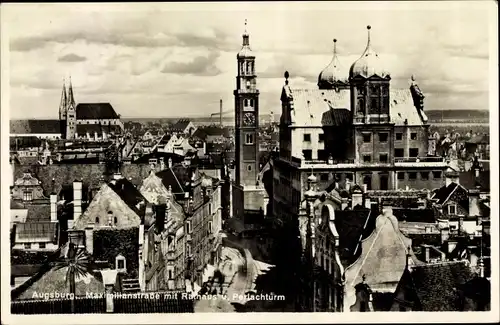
[{"left": 53, "top": 243, "right": 94, "bottom": 313}]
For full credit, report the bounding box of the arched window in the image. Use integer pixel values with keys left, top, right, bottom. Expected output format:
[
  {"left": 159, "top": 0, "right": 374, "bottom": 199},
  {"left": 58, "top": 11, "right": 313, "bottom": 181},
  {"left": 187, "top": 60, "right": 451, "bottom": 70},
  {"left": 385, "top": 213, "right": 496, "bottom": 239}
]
[
  {"left": 115, "top": 254, "right": 126, "bottom": 273},
  {"left": 357, "top": 98, "right": 365, "bottom": 113},
  {"left": 114, "top": 217, "right": 118, "bottom": 224},
  {"left": 95, "top": 217, "right": 99, "bottom": 224},
  {"left": 244, "top": 99, "right": 249, "bottom": 107},
  {"left": 249, "top": 99, "right": 254, "bottom": 107},
  {"left": 247, "top": 62, "right": 252, "bottom": 74}
]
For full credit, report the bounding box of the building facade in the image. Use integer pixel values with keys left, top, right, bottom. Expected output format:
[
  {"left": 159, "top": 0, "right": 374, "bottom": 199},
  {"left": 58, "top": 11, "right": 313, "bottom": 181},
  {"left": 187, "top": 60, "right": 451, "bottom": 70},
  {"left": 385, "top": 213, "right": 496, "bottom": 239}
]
[{"left": 273, "top": 26, "right": 447, "bottom": 227}]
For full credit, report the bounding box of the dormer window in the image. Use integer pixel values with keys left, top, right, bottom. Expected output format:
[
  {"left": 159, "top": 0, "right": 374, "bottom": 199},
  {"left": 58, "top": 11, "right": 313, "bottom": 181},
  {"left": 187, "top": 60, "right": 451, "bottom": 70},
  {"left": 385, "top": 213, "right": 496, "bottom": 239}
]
[
  {"left": 23, "top": 191, "right": 33, "bottom": 201},
  {"left": 115, "top": 254, "right": 126, "bottom": 273}
]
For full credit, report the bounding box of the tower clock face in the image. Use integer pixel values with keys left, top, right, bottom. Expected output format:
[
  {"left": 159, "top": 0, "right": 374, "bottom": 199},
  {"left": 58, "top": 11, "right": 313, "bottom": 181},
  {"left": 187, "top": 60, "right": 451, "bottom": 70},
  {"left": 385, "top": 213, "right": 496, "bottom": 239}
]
[{"left": 243, "top": 112, "right": 256, "bottom": 126}]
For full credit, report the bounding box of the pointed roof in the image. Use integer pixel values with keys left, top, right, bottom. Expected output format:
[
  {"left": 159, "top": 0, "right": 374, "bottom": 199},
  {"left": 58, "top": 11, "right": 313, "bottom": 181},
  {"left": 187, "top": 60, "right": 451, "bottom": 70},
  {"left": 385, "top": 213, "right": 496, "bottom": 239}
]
[
  {"left": 237, "top": 19, "right": 254, "bottom": 58},
  {"left": 139, "top": 171, "right": 171, "bottom": 205},
  {"left": 344, "top": 208, "right": 415, "bottom": 292},
  {"left": 59, "top": 79, "right": 67, "bottom": 116},
  {"left": 67, "top": 76, "right": 76, "bottom": 107},
  {"left": 318, "top": 39, "right": 348, "bottom": 89},
  {"left": 349, "top": 26, "right": 389, "bottom": 79}
]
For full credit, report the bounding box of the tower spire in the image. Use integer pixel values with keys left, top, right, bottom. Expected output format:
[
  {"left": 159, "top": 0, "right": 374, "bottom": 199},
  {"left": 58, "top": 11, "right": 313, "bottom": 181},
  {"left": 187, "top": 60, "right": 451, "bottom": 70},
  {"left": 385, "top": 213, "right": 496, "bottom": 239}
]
[
  {"left": 68, "top": 75, "right": 75, "bottom": 107},
  {"left": 242, "top": 19, "right": 250, "bottom": 46},
  {"left": 59, "top": 78, "right": 68, "bottom": 120}
]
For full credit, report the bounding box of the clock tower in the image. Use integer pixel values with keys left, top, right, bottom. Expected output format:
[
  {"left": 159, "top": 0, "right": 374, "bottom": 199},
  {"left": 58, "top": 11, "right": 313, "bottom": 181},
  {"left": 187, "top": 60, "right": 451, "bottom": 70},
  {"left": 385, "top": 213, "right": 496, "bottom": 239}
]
[{"left": 234, "top": 20, "right": 259, "bottom": 187}]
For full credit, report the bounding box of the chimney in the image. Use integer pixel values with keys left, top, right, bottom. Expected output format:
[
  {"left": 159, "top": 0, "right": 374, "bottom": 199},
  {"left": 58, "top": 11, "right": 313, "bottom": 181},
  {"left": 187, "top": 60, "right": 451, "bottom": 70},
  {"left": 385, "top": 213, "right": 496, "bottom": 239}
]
[
  {"left": 113, "top": 173, "right": 122, "bottom": 180},
  {"left": 468, "top": 187, "right": 481, "bottom": 217},
  {"left": 364, "top": 196, "right": 371, "bottom": 209},
  {"left": 458, "top": 217, "right": 464, "bottom": 235},
  {"left": 440, "top": 227, "right": 450, "bottom": 243},
  {"left": 145, "top": 203, "right": 154, "bottom": 226},
  {"left": 73, "top": 180, "right": 82, "bottom": 222},
  {"left": 351, "top": 190, "right": 363, "bottom": 209},
  {"left": 345, "top": 179, "right": 351, "bottom": 192},
  {"left": 168, "top": 158, "right": 173, "bottom": 169},
  {"left": 155, "top": 204, "right": 166, "bottom": 233},
  {"left": 362, "top": 184, "right": 367, "bottom": 193},
  {"left": 159, "top": 157, "right": 165, "bottom": 171},
  {"left": 475, "top": 168, "right": 480, "bottom": 178},
  {"left": 422, "top": 244, "right": 430, "bottom": 263},
  {"left": 85, "top": 225, "right": 94, "bottom": 254},
  {"left": 341, "top": 197, "right": 348, "bottom": 210},
  {"left": 50, "top": 194, "right": 58, "bottom": 222}
]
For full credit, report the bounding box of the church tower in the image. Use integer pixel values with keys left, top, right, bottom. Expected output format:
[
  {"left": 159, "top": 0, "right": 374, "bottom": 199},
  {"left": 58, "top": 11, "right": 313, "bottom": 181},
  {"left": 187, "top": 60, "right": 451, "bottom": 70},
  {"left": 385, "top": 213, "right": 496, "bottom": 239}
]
[
  {"left": 59, "top": 79, "right": 68, "bottom": 121},
  {"left": 234, "top": 20, "right": 260, "bottom": 187},
  {"left": 349, "top": 26, "right": 391, "bottom": 125},
  {"left": 65, "top": 76, "right": 77, "bottom": 139}
]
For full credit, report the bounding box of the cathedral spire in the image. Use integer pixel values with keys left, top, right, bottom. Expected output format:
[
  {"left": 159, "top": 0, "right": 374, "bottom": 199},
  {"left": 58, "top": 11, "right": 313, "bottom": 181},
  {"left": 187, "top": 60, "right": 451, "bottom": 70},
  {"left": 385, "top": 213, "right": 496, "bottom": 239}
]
[
  {"left": 59, "top": 78, "right": 67, "bottom": 119},
  {"left": 67, "top": 75, "right": 75, "bottom": 107}
]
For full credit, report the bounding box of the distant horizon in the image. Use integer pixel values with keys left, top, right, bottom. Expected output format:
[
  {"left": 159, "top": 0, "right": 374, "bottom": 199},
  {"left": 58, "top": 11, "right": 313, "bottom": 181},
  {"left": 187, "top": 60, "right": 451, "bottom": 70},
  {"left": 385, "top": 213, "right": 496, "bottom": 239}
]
[{"left": 8, "top": 108, "right": 491, "bottom": 122}]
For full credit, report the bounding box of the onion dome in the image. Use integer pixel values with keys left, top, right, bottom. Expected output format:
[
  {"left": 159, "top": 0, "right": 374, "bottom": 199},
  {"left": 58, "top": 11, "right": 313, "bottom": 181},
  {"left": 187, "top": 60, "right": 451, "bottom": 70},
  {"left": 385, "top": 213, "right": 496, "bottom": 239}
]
[
  {"left": 318, "top": 39, "right": 347, "bottom": 88},
  {"left": 237, "top": 19, "right": 254, "bottom": 58},
  {"left": 349, "top": 26, "right": 389, "bottom": 79}
]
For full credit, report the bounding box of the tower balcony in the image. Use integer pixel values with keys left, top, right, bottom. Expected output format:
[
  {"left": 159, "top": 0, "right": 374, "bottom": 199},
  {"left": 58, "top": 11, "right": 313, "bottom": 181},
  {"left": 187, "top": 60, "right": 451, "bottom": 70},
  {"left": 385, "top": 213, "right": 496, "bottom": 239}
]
[
  {"left": 353, "top": 115, "right": 391, "bottom": 124},
  {"left": 234, "top": 89, "right": 260, "bottom": 95}
]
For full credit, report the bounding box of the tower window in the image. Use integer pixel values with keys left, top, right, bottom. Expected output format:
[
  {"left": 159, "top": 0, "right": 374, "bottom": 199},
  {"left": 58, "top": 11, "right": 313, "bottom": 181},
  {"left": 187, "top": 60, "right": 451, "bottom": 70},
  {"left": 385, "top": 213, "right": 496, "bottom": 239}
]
[
  {"left": 244, "top": 99, "right": 249, "bottom": 106},
  {"left": 395, "top": 148, "right": 404, "bottom": 157},
  {"left": 397, "top": 172, "right": 405, "bottom": 180},
  {"left": 363, "top": 154, "right": 372, "bottom": 163},
  {"left": 318, "top": 133, "right": 325, "bottom": 142},
  {"left": 363, "top": 175, "right": 372, "bottom": 190},
  {"left": 357, "top": 98, "right": 365, "bottom": 113},
  {"left": 303, "top": 134, "right": 311, "bottom": 142},
  {"left": 409, "top": 148, "right": 419, "bottom": 157},
  {"left": 362, "top": 133, "right": 371, "bottom": 143},
  {"left": 247, "top": 165, "right": 252, "bottom": 171},
  {"left": 302, "top": 150, "right": 312, "bottom": 160},
  {"left": 421, "top": 172, "right": 429, "bottom": 180},
  {"left": 409, "top": 172, "right": 417, "bottom": 180},
  {"left": 379, "top": 153, "right": 388, "bottom": 163},
  {"left": 249, "top": 99, "right": 254, "bottom": 107},
  {"left": 410, "top": 133, "right": 418, "bottom": 140},
  {"left": 396, "top": 133, "right": 403, "bottom": 140},
  {"left": 432, "top": 171, "right": 442, "bottom": 179},
  {"left": 379, "top": 133, "right": 389, "bottom": 143},
  {"left": 245, "top": 134, "right": 254, "bottom": 145}
]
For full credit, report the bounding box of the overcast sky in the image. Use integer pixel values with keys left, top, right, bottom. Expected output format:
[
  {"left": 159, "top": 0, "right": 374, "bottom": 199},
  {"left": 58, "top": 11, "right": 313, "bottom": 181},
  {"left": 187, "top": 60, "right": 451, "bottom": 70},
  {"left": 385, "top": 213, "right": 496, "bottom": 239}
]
[{"left": 3, "top": 1, "right": 494, "bottom": 119}]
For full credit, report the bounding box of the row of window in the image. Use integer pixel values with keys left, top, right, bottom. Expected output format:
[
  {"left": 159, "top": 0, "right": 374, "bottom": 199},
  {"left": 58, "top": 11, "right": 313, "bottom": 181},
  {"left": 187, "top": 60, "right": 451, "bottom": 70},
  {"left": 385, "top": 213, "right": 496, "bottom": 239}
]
[
  {"left": 302, "top": 132, "right": 419, "bottom": 144},
  {"left": 239, "top": 61, "right": 254, "bottom": 75},
  {"left": 362, "top": 148, "right": 419, "bottom": 162},
  {"left": 245, "top": 134, "right": 254, "bottom": 145},
  {"left": 303, "top": 133, "right": 325, "bottom": 142},
  {"left": 363, "top": 132, "right": 418, "bottom": 143},
  {"left": 397, "top": 171, "right": 442, "bottom": 180},
  {"left": 24, "top": 243, "right": 46, "bottom": 249}
]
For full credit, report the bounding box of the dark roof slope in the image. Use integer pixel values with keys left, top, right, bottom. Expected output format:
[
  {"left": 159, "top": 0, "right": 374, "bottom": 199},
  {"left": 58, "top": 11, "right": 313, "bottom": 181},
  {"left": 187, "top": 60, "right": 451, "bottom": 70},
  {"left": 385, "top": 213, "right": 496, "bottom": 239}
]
[
  {"left": 108, "top": 177, "right": 147, "bottom": 218},
  {"left": 459, "top": 170, "right": 490, "bottom": 192},
  {"left": 392, "top": 208, "right": 436, "bottom": 223},
  {"left": 171, "top": 119, "right": 191, "bottom": 131},
  {"left": 408, "top": 261, "right": 475, "bottom": 311},
  {"left": 334, "top": 208, "right": 374, "bottom": 266},
  {"left": 432, "top": 183, "right": 458, "bottom": 205},
  {"left": 156, "top": 164, "right": 193, "bottom": 200},
  {"left": 76, "top": 103, "right": 119, "bottom": 119},
  {"left": 321, "top": 108, "right": 351, "bottom": 126},
  {"left": 10, "top": 120, "right": 61, "bottom": 134}
]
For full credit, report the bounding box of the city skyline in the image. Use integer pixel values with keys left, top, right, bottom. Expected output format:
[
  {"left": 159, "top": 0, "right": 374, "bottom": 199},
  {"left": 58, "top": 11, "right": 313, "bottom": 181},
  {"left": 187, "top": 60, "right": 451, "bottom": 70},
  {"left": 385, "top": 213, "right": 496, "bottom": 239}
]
[{"left": 4, "top": 2, "right": 493, "bottom": 119}]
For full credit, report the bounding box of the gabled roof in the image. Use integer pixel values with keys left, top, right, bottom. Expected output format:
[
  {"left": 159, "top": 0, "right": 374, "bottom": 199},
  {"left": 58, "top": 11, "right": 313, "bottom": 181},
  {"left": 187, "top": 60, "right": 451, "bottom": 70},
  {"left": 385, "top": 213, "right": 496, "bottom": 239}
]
[
  {"left": 432, "top": 182, "right": 459, "bottom": 205},
  {"left": 76, "top": 103, "right": 119, "bottom": 119},
  {"left": 10, "top": 120, "right": 62, "bottom": 135},
  {"left": 406, "top": 261, "right": 475, "bottom": 311},
  {"left": 16, "top": 266, "right": 104, "bottom": 300},
  {"left": 133, "top": 151, "right": 184, "bottom": 164},
  {"left": 10, "top": 136, "right": 43, "bottom": 149},
  {"left": 170, "top": 119, "right": 191, "bottom": 131}
]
